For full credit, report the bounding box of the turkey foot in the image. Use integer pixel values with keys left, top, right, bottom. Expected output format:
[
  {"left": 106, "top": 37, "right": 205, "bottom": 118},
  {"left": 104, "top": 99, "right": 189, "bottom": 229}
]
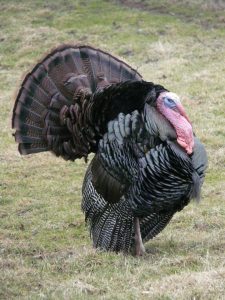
[{"left": 134, "top": 217, "right": 145, "bottom": 256}]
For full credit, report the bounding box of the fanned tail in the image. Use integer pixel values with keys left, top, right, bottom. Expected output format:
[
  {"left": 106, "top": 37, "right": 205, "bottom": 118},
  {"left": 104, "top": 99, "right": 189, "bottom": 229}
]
[{"left": 12, "top": 44, "right": 142, "bottom": 161}]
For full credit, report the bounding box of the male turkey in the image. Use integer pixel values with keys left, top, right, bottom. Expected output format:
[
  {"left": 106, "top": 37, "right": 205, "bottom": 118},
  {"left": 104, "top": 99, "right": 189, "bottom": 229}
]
[{"left": 12, "top": 44, "right": 207, "bottom": 255}]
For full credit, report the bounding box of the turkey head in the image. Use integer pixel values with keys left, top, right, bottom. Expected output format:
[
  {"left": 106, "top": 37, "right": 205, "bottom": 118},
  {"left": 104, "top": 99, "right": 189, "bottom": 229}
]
[{"left": 156, "top": 92, "right": 194, "bottom": 154}]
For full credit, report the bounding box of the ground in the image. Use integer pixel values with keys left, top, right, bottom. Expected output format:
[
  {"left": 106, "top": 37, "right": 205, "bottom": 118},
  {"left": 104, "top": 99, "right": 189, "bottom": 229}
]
[{"left": 0, "top": 0, "right": 225, "bottom": 299}]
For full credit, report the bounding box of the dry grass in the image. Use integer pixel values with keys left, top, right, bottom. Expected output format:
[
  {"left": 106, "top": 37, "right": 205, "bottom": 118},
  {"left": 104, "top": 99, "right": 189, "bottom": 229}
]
[{"left": 0, "top": 0, "right": 225, "bottom": 299}]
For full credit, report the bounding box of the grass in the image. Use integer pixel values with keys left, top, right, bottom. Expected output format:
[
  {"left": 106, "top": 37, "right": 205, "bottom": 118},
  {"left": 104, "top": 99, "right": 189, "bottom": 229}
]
[{"left": 0, "top": 0, "right": 225, "bottom": 299}]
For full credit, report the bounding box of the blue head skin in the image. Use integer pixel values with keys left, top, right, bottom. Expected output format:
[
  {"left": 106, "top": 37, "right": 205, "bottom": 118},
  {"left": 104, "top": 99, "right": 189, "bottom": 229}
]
[{"left": 164, "top": 97, "right": 177, "bottom": 109}]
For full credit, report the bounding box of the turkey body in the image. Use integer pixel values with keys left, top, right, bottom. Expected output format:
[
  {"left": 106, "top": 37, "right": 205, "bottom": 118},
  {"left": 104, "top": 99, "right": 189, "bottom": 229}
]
[{"left": 12, "top": 44, "right": 207, "bottom": 255}]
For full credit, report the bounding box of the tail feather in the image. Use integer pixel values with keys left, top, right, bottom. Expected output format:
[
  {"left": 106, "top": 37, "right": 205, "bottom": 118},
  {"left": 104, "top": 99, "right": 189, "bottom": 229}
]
[
  {"left": 19, "top": 142, "right": 49, "bottom": 154},
  {"left": 15, "top": 132, "right": 43, "bottom": 143},
  {"left": 12, "top": 44, "right": 142, "bottom": 160},
  {"left": 21, "top": 81, "right": 51, "bottom": 107},
  {"left": 63, "top": 48, "right": 79, "bottom": 73},
  {"left": 14, "top": 104, "right": 44, "bottom": 127},
  {"left": 17, "top": 89, "right": 47, "bottom": 112},
  {"left": 80, "top": 48, "right": 97, "bottom": 91},
  {"left": 70, "top": 48, "right": 86, "bottom": 75},
  {"left": 97, "top": 51, "right": 111, "bottom": 83}
]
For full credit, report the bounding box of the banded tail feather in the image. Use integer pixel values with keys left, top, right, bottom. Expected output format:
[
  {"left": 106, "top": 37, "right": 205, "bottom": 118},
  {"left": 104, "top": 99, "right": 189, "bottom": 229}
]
[{"left": 12, "top": 44, "right": 142, "bottom": 160}]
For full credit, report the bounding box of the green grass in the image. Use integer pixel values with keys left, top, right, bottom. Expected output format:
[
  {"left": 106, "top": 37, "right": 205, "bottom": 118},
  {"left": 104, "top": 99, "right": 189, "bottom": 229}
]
[{"left": 0, "top": 0, "right": 225, "bottom": 299}]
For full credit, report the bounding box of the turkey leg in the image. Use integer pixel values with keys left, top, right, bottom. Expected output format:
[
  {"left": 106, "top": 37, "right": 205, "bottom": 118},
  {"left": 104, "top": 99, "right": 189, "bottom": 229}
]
[{"left": 134, "top": 217, "right": 145, "bottom": 256}]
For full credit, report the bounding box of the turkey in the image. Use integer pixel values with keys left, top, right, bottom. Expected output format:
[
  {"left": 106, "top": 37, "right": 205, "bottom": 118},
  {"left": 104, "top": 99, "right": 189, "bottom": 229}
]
[{"left": 12, "top": 44, "right": 207, "bottom": 256}]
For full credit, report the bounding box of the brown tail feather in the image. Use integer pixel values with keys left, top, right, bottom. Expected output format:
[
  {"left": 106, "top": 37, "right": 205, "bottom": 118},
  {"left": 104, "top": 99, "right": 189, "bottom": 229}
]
[{"left": 12, "top": 44, "right": 142, "bottom": 160}]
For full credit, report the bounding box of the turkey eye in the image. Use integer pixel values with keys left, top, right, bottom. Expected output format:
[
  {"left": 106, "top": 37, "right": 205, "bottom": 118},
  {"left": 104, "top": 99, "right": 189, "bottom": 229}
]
[
  {"left": 164, "top": 97, "right": 176, "bottom": 108},
  {"left": 164, "top": 97, "right": 173, "bottom": 103}
]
